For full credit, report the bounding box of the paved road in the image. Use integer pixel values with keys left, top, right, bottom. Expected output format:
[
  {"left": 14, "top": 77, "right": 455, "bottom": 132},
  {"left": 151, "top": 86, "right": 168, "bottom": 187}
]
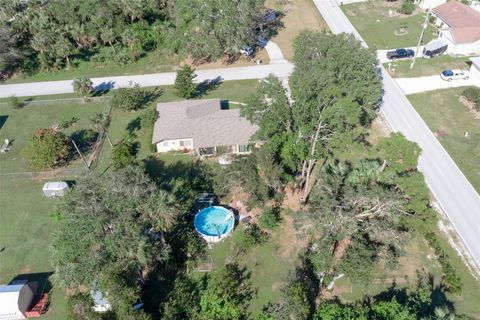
[
  {"left": 0, "top": 63, "right": 293, "bottom": 98},
  {"left": 396, "top": 74, "right": 480, "bottom": 94},
  {"left": 313, "top": 0, "right": 480, "bottom": 269}
]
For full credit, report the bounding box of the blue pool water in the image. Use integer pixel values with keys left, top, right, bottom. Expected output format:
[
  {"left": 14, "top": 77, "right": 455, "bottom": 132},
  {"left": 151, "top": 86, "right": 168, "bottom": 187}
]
[{"left": 194, "top": 206, "right": 235, "bottom": 237}]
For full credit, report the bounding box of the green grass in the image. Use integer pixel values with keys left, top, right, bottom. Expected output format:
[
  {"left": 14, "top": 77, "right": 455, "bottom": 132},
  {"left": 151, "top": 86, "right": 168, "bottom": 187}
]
[
  {"left": 408, "top": 88, "right": 480, "bottom": 193},
  {"left": 384, "top": 55, "right": 472, "bottom": 78},
  {"left": 3, "top": 50, "right": 176, "bottom": 84},
  {"left": 342, "top": 0, "right": 435, "bottom": 49},
  {"left": 0, "top": 101, "right": 109, "bottom": 174},
  {"left": 198, "top": 217, "right": 299, "bottom": 317},
  {"left": 0, "top": 177, "right": 70, "bottom": 319},
  {"left": 430, "top": 229, "right": 480, "bottom": 319}
]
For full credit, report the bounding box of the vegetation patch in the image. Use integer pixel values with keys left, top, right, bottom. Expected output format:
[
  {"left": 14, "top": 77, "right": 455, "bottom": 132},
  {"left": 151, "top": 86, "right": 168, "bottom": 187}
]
[
  {"left": 408, "top": 88, "right": 480, "bottom": 194},
  {"left": 342, "top": 0, "right": 435, "bottom": 49}
]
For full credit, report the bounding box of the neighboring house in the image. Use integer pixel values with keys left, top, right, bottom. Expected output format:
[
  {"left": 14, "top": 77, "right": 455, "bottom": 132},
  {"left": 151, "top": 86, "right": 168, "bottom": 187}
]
[
  {"left": 432, "top": 1, "right": 480, "bottom": 55},
  {"left": 469, "top": 56, "right": 480, "bottom": 78},
  {"left": 152, "top": 99, "right": 258, "bottom": 156}
]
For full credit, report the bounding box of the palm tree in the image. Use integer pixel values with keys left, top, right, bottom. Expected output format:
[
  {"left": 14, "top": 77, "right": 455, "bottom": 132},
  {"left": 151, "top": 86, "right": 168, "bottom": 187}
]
[
  {"left": 90, "top": 112, "right": 113, "bottom": 147},
  {"left": 54, "top": 36, "right": 74, "bottom": 67},
  {"left": 100, "top": 28, "right": 116, "bottom": 52},
  {"left": 72, "top": 77, "right": 93, "bottom": 101}
]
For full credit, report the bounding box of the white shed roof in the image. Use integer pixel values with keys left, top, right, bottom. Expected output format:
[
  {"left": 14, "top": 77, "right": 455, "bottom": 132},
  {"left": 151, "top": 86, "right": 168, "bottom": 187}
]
[
  {"left": 42, "top": 181, "right": 68, "bottom": 191},
  {"left": 0, "top": 281, "right": 28, "bottom": 316}
]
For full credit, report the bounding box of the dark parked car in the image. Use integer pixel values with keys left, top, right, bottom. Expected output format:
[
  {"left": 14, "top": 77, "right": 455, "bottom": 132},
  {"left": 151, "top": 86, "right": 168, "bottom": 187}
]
[
  {"left": 386, "top": 48, "right": 415, "bottom": 60},
  {"left": 262, "top": 10, "right": 280, "bottom": 24}
]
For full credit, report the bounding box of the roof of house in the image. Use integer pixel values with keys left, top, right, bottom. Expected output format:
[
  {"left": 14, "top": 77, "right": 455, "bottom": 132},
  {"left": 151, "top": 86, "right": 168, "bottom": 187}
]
[
  {"left": 433, "top": 1, "right": 480, "bottom": 44},
  {"left": 152, "top": 99, "right": 258, "bottom": 149}
]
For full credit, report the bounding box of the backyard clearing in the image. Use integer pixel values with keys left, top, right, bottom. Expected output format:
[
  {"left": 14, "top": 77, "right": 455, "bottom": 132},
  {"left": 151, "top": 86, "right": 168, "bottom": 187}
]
[
  {"left": 342, "top": 0, "right": 434, "bottom": 49},
  {"left": 385, "top": 55, "right": 472, "bottom": 78},
  {"left": 203, "top": 212, "right": 301, "bottom": 317},
  {"left": 408, "top": 87, "right": 480, "bottom": 193},
  {"left": 0, "top": 79, "right": 258, "bottom": 318},
  {"left": 265, "top": 0, "right": 328, "bottom": 60}
]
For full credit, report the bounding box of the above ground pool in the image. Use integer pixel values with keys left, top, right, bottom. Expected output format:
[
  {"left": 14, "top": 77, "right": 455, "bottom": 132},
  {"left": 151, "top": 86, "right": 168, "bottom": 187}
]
[{"left": 194, "top": 206, "right": 235, "bottom": 242}]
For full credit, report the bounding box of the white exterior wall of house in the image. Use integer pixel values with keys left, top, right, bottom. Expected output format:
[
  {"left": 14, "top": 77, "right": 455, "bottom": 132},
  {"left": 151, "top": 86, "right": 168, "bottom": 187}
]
[
  {"left": 419, "top": 0, "right": 446, "bottom": 11},
  {"left": 156, "top": 138, "right": 193, "bottom": 153},
  {"left": 470, "top": 58, "right": 480, "bottom": 78},
  {"left": 471, "top": 0, "right": 480, "bottom": 12},
  {"left": 437, "top": 29, "right": 480, "bottom": 55}
]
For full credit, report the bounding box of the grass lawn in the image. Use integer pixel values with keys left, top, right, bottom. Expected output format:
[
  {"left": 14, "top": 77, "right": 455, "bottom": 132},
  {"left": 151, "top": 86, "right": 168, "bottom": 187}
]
[
  {"left": 265, "top": 0, "right": 328, "bottom": 60},
  {"left": 385, "top": 55, "right": 472, "bottom": 78},
  {"left": 196, "top": 214, "right": 300, "bottom": 317},
  {"left": 342, "top": 0, "right": 435, "bottom": 49},
  {"left": 408, "top": 88, "right": 480, "bottom": 193},
  {"left": 0, "top": 101, "right": 109, "bottom": 174},
  {"left": 0, "top": 177, "right": 70, "bottom": 319},
  {"left": 3, "top": 49, "right": 270, "bottom": 85}
]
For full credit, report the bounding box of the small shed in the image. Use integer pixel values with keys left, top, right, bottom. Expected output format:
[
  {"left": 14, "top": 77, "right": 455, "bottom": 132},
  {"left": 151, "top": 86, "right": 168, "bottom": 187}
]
[
  {"left": 42, "top": 181, "right": 69, "bottom": 198},
  {"left": 0, "top": 280, "right": 35, "bottom": 320}
]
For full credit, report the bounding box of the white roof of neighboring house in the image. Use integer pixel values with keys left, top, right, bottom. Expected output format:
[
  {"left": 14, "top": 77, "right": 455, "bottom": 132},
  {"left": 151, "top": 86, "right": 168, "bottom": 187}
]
[
  {"left": 152, "top": 99, "right": 258, "bottom": 149},
  {"left": 0, "top": 281, "right": 32, "bottom": 316},
  {"left": 470, "top": 56, "right": 480, "bottom": 68},
  {"left": 433, "top": 1, "right": 480, "bottom": 44}
]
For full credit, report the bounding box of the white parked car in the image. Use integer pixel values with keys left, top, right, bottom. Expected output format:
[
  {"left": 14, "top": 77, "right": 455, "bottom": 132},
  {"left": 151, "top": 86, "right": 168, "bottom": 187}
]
[{"left": 440, "top": 69, "right": 469, "bottom": 82}]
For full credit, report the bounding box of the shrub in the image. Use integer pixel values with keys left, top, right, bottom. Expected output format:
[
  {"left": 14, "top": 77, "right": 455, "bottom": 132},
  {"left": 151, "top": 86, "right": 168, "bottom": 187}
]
[
  {"left": 110, "top": 84, "right": 147, "bottom": 111},
  {"left": 8, "top": 95, "right": 23, "bottom": 109},
  {"left": 258, "top": 207, "right": 282, "bottom": 229},
  {"left": 174, "top": 65, "right": 197, "bottom": 98},
  {"left": 59, "top": 116, "right": 79, "bottom": 129},
  {"left": 238, "top": 223, "right": 269, "bottom": 252},
  {"left": 424, "top": 232, "right": 462, "bottom": 294},
  {"left": 141, "top": 107, "right": 158, "bottom": 152},
  {"left": 400, "top": 0, "right": 415, "bottom": 15},
  {"left": 22, "top": 128, "right": 71, "bottom": 169},
  {"left": 462, "top": 87, "right": 480, "bottom": 111},
  {"left": 71, "top": 129, "right": 98, "bottom": 153},
  {"left": 112, "top": 140, "right": 135, "bottom": 169}
]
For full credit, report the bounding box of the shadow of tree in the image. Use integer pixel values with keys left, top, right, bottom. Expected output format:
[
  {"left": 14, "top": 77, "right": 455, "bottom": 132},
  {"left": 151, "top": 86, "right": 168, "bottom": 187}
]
[
  {"left": 194, "top": 76, "right": 223, "bottom": 98},
  {"left": 126, "top": 117, "right": 142, "bottom": 134},
  {"left": 11, "top": 272, "right": 54, "bottom": 299},
  {"left": 92, "top": 81, "right": 115, "bottom": 96},
  {"left": 142, "top": 87, "right": 164, "bottom": 107},
  {"left": 0, "top": 115, "right": 8, "bottom": 130},
  {"left": 70, "top": 129, "right": 98, "bottom": 154}
]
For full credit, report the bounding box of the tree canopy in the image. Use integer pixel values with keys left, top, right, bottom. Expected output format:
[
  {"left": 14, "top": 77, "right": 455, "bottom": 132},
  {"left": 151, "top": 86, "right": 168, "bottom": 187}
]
[
  {"left": 22, "top": 128, "right": 71, "bottom": 169},
  {"left": 0, "top": 0, "right": 267, "bottom": 76},
  {"left": 51, "top": 165, "right": 177, "bottom": 317}
]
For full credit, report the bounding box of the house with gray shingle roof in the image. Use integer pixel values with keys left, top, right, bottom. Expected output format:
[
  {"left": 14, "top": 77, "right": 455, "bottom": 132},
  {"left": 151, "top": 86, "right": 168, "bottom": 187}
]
[{"left": 152, "top": 99, "right": 258, "bottom": 156}]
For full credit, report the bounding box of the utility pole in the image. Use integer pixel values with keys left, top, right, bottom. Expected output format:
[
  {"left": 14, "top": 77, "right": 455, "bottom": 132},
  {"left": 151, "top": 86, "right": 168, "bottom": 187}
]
[
  {"left": 410, "top": 8, "right": 430, "bottom": 69},
  {"left": 72, "top": 139, "right": 90, "bottom": 171}
]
